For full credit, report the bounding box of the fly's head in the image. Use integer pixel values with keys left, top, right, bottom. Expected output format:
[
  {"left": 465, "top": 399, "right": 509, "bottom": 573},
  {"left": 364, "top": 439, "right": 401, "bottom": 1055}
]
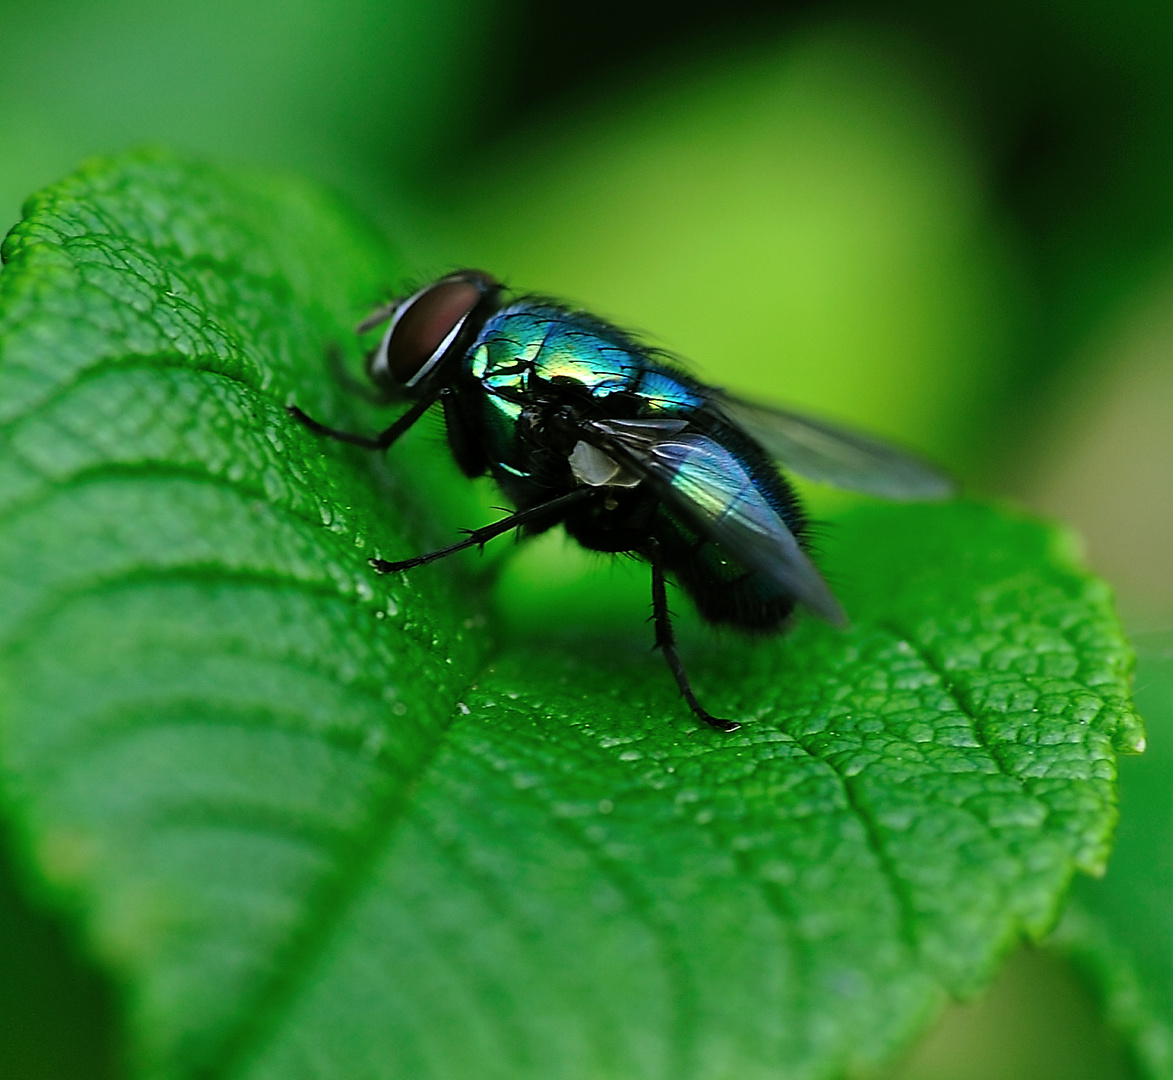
[{"left": 366, "top": 270, "right": 501, "bottom": 395}]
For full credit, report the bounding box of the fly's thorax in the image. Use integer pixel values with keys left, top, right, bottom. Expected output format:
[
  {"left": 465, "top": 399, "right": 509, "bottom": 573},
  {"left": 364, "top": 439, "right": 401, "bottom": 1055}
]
[
  {"left": 469, "top": 304, "right": 644, "bottom": 416},
  {"left": 467, "top": 305, "right": 710, "bottom": 455}
]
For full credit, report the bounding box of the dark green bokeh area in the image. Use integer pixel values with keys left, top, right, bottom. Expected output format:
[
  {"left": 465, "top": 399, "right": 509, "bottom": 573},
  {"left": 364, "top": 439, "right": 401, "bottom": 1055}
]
[
  {"left": 2, "top": 1, "right": 1173, "bottom": 1078},
  {"left": 0, "top": 827, "right": 120, "bottom": 1079}
]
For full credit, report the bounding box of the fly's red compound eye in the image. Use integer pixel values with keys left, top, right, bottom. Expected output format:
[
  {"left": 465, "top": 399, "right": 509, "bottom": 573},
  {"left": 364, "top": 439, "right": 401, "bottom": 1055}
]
[{"left": 369, "top": 271, "right": 497, "bottom": 389}]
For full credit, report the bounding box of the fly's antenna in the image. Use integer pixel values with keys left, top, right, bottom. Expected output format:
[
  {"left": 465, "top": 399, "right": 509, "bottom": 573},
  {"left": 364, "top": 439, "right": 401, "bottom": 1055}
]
[{"left": 354, "top": 300, "right": 402, "bottom": 335}]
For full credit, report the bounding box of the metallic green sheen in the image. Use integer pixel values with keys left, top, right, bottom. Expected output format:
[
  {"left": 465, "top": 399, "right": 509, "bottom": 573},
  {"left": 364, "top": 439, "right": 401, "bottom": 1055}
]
[
  {"left": 471, "top": 304, "right": 704, "bottom": 425},
  {"left": 467, "top": 304, "right": 708, "bottom": 486}
]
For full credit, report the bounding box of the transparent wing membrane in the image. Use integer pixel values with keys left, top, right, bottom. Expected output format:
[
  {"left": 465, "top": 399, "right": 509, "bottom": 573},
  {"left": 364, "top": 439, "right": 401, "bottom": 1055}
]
[{"left": 716, "top": 394, "right": 954, "bottom": 501}]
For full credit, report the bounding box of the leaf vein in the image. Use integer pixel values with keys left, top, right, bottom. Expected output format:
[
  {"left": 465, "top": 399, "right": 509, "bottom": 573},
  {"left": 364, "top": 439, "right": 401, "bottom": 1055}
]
[
  {"left": 462, "top": 720, "right": 704, "bottom": 1080},
  {"left": 195, "top": 673, "right": 494, "bottom": 1080}
]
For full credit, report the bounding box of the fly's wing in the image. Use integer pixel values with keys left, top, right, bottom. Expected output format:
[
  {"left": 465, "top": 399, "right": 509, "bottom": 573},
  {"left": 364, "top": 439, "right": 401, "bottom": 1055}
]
[
  {"left": 589, "top": 419, "right": 848, "bottom": 627},
  {"left": 714, "top": 393, "right": 954, "bottom": 501}
]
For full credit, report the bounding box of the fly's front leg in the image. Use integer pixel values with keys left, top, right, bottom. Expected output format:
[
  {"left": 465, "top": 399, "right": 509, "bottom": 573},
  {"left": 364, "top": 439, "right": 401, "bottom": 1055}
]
[
  {"left": 287, "top": 385, "right": 441, "bottom": 451},
  {"left": 372, "top": 487, "right": 595, "bottom": 573},
  {"left": 648, "top": 538, "right": 740, "bottom": 733}
]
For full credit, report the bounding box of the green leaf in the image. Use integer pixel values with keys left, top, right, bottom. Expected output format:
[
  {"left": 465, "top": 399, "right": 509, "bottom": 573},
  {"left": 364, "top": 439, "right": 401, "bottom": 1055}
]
[
  {"left": 1047, "top": 630, "right": 1173, "bottom": 1079},
  {"left": 0, "top": 149, "right": 1142, "bottom": 1080}
]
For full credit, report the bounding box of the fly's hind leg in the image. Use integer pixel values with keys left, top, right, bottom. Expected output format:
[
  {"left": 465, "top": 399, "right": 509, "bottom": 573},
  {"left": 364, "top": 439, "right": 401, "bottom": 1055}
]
[{"left": 648, "top": 538, "right": 740, "bottom": 733}]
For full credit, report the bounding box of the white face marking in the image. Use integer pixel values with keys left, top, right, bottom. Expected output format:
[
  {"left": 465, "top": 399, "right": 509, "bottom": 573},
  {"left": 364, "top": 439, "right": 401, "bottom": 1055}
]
[
  {"left": 403, "top": 313, "right": 469, "bottom": 389},
  {"left": 369, "top": 284, "right": 428, "bottom": 383}
]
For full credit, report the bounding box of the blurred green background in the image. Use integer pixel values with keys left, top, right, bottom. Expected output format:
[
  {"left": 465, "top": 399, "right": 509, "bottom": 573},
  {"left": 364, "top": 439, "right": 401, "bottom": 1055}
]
[{"left": 2, "top": 0, "right": 1172, "bottom": 1077}]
